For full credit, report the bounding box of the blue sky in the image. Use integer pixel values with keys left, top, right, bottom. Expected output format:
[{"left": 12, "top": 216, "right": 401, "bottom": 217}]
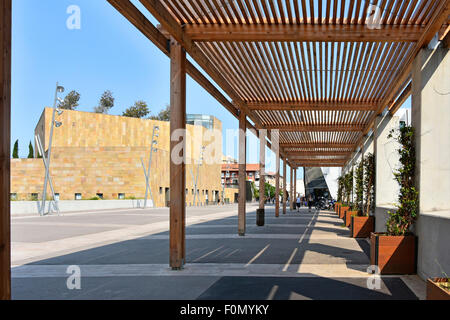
[{"left": 11, "top": 0, "right": 411, "bottom": 182}]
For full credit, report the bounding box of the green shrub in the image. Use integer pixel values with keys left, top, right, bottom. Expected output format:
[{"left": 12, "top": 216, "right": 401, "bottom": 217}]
[{"left": 386, "top": 125, "right": 418, "bottom": 236}]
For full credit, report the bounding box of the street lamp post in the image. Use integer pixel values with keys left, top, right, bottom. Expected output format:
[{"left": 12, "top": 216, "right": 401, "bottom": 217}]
[
  {"left": 40, "top": 83, "right": 64, "bottom": 216},
  {"left": 142, "top": 125, "right": 159, "bottom": 209},
  {"left": 191, "top": 146, "right": 205, "bottom": 206}
]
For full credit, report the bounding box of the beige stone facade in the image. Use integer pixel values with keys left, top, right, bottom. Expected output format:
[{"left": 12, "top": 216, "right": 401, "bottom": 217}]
[{"left": 11, "top": 108, "right": 223, "bottom": 207}]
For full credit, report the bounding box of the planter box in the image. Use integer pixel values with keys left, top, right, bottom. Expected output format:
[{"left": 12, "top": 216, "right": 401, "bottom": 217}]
[
  {"left": 335, "top": 203, "right": 341, "bottom": 214},
  {"left": 351, "top": 216, "right": 374, "bottom": 238},
  {"left": 370, "top": 232, "right": 416, "bottom": 275},
  {"left": 344, "top": 211, "right": 357, "bottom": 227},
  {"left": 427, "top": 278, "right": 450, "bottom": 300},
  {"left": 339, "top": 206, "right": 349, "bottom": 219}
]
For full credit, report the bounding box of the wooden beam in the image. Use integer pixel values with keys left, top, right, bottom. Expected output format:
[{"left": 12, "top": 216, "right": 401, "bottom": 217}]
[
  {"left": 285, "top": 151, "right": 351, "bottom": 156},
  {"left": 389, "top": 82, "right": 412, "bottom": 115},
  {"left": 184, "top": 24, "right": 423, "bottom": 42},
  {"left": 353, "top": 1, "right": 450, "bottom": 157},
  {"left": 247, "top": 101, "right": 377, "bottom": 111},
  {"left": 238, "top": 112, "right": 246, "bottom": 236},
  {"left": 265, "top": 124, "right": 365, "bottom": 132},
  {"left": 138, "top": 0, "right": 262, "bottom": 128},
  {"left": 259, "top": 129, "right": 266, "bottom": 210},
  {"left": 0, "top": 0, "right": 11, "bottom": 300},
  {"left": 169, "top": 38, "right": 186, "bottom": 270},
  {"left": 280, "top": 143, "right": 354, "bottom": 149},
  {"left": 106, "top": 0, "right": 239, "bottom": 118},
  {"left": 293, "top": 162, "right": 346, "bottom": 167}
]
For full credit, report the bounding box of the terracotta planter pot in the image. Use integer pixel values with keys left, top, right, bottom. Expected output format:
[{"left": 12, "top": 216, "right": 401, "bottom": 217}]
[
  {"left": 370, "top": 232, "right": 416, "bottom": 274},
  {"left": 427, "top": 278, "right": 450, "bottom": 300},
  {"left": 351, "top": 216, "right": 374, "bottom": 238},
  {"left": 344, "top": 211, "right": 357, "bottom": 227},
  {"left": 334, "top": 203, "right": 339, "bottom": 214},
  {"left": 339, "top": 206, "right": 349, "bottom": 219}
]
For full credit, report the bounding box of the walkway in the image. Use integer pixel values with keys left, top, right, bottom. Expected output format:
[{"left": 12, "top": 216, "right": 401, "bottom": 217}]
[{"left": 11, "top": 204, "right": 423, "bottom": 300}]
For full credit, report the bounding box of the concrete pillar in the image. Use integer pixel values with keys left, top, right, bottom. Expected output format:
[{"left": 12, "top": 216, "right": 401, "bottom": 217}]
[
  {"left": 373, "top": 113, "right": 401, "bottom": 232},
  {"left": 169, "top": 38, "right": 186, "bottom": 270},
  {"left": 238, "top": 112, "right": 247, "bottom": 236},
  {"left": 0, "top": 0, "right": 11, "bottom": 300},
  {"left": 412, "top": 44, "right": 450, "bottom": 280},
  {"left": 259, "top": 129, "right": 266, "bottom": 210}
]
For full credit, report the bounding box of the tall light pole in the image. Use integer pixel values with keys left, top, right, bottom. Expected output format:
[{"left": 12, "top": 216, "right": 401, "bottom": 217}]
[
  {"left": 41, "top": 83, "right": 64, "bottom": 216},
  {"left": 191, "top": 146, "right": 205, "bottom": 206},
  {"left": 142, "top": 125, "right": 159, "bottom": 208}
]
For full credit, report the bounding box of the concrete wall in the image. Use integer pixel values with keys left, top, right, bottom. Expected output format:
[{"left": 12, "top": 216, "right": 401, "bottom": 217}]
[
  {"left": 374, "top": 114, "right": 401, "bottom": 233},
  {"left": 412, "top": 44, "right": 450, "bottom": 280},
  {"left": 11, "top": 199, "right": 147, "bottom": 216}
]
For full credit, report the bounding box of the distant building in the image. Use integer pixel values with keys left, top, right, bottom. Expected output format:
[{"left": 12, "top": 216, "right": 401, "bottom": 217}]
[{"left": 11, "top": 108, "right": 223, "bottom": 207}]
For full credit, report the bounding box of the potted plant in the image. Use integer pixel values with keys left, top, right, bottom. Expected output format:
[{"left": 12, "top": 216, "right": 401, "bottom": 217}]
[
  {"left": 426, "top": 261, "right": 450, "bottom": 300},
  {"left": 340, "top": 170, "right": 353, "bottom": 221},
  {"left": 370, "top": 125, "right": 418, "bottom": 274},
  {"left": 335, "top": 176, "right": 344, "bottom": 214},
  {"left": 351, "top": 154, "right": 375, "bottom": 238}
]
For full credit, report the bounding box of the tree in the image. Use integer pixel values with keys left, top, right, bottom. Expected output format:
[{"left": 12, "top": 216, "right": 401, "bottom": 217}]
[
  {"left": 94, "top": 90, "right": 115, "bottom": 114},
  {"left": 122, "top": 100, "right": 150, "bottom": 118},
  {"left": 12, "top": 139, "right": 19, "bottom": 158},
  {"left": 150, "top": 104, "right": 170, "bottom": 121},
  {"left": 27, "top": 141, "right": 34, "bottom": 158},
  {"left": 58, "top": 90, "right": 80, "bottom": 110},
  {"left": 355, "top": 160, "right": 364, "bottom": 215}
]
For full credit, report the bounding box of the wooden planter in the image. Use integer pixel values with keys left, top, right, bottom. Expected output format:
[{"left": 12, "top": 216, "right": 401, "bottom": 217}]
[
  {"left": 351, "top": 216, "right": 374, "bottom": 238},
  {"left": 339, "top": 206, "right": 349, "bottom": 219},
  {"left": 427, "top": 278, "right": 450, "bottom": 300},
  {"left": 334, "top": 203, "right": 340, "bottom": 214},
  {"left": 344, "top": 211, "right": 357, "bottom": 227},
  {"left": 370, "top": 232, "right": 416, "bottom": 274}
]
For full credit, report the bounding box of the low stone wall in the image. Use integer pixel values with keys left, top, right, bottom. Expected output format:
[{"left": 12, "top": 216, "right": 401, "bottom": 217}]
[
  {"left": 11, "top": 199, "right": 147, "bottom": 216},
  {"left": 416, "top": 211, "right": 450, "bottom": 281}
]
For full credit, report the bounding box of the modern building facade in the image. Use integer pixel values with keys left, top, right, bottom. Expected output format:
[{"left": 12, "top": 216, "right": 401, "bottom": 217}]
[{"left": 11, "top": 108, "right": 223, "bottom": 207}]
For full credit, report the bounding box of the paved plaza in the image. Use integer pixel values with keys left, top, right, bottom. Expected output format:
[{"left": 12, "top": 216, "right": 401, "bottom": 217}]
[{"left": 11, "top": 204, "right": 424, "bottom": 300}]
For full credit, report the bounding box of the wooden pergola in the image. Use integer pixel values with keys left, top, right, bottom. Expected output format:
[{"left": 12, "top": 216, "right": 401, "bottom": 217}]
[
  {"left": 106, "top": 0, "right": 450, "bottom": 270},
  {"left": 1, "top": 0, "right": 449, "bottom": 297},
  {"left": 108, "top": 0, "right": 449, "bottom": 167}
]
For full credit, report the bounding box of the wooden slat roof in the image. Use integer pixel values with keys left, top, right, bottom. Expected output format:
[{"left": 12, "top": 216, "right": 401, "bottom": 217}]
[{"left": 109, "top": 0, "right": 450, "bottom": 167}]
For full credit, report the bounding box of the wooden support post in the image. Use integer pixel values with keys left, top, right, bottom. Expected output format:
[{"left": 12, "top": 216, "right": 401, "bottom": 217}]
[
  {"left": 238, "top": 111, "right": 246, "bottom": 236},
  {"left": 259, "top": 129, "right": 266, "bottom": 210},
  {"left": 169, "top": 38, "right": 186, "bottom": 270},
  {"left": 275, "top": 146, "right": 280, "bottom": 217},
  {"left": 289, "top": 165, "right": 294, "bottom": 211},
  {"left": 0, "top": 0, "right": 11, "bottom": 300},
  {"left": 294, "top": 168, "right": 297, "bottom": 204},
  {"left": 282, "top": 157, "right": 287, "bottom": 214}
]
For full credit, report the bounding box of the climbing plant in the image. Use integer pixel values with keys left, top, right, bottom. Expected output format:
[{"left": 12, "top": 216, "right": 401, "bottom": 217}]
[
  {"left": 386, "top": 125, "right": 418, "bottom": 236},
  {"left": 343, "top": 170, "right": 353, "bottom": 206},
  {"left": 363, "top": 153, "right": 375, "bottom": 216},
  {"left": 337, "top": 176, "right": 344, "bottom": 202},
  {"left": 355, "top": 160, "right": 364, "bottom": 215}
]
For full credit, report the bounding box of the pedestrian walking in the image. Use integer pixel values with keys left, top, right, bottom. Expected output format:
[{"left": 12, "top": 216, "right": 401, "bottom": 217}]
[
  {"left": 308, "top": 194, "right": 313, "bottom": 212},
  {"left": 296, "top": 194, "right": 301, "bottom": 212}
]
